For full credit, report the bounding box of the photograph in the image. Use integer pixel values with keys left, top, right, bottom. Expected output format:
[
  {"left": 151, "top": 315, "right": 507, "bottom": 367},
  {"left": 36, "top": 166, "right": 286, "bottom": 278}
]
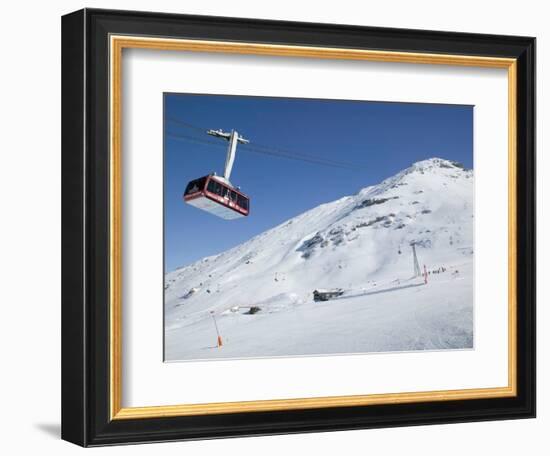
[{"left": 163, "top": 94, "right": 474, "bottom": 361}]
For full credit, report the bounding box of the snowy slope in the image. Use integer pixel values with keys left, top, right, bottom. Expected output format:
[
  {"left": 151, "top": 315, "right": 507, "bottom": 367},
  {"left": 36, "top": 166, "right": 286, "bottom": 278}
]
[{"left": 165, "top": 158, "right": 474, "bottom": 361}]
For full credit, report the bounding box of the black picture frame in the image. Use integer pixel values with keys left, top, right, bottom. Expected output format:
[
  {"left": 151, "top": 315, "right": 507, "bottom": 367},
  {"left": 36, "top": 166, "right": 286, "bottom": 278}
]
[{"left": 62, "top": 8, "right": 535, "bottom": 447}]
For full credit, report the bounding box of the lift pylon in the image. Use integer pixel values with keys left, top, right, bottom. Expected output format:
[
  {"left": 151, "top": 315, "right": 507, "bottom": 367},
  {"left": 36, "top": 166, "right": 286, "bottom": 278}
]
[{"left": 411, "top": 242, "right": 421, "bottom": 277}]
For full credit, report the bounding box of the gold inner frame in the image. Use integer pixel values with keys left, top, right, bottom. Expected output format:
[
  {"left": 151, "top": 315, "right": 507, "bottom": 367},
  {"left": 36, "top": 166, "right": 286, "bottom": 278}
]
[{"left": 109, "top": 35, "right": 518, "bottom": 420}]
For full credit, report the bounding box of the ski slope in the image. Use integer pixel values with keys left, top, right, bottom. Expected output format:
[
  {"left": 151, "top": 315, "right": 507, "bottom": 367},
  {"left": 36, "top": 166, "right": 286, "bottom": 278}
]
[{"left": 165, "top": 158, "right": 474, "bottom": 361}]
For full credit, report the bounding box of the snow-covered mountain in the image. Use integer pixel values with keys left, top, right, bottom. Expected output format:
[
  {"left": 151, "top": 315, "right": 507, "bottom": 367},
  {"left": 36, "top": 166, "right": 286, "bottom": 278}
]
[{"left": 165, "top": 158, "right": 474, "bottom": 361}]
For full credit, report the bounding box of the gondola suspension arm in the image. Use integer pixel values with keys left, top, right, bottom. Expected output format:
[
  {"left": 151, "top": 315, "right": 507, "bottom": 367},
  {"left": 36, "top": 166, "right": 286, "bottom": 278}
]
[{"left": 207, "top": 129, "right": 249, "bottom": 182}]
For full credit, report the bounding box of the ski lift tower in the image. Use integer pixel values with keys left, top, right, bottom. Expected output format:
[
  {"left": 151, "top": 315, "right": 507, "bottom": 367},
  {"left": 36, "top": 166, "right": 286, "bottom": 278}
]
[{"left": 410, "top": 241, "right": 421, "bottom": 277}]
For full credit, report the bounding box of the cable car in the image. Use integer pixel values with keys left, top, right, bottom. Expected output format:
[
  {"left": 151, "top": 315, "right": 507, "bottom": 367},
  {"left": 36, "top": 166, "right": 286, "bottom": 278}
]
[
  {"left": 183, "top": 174, "right": 250, "bottom": 220},
  {"left": 183, "top": 128, "right": 250, "bottom": 219}
]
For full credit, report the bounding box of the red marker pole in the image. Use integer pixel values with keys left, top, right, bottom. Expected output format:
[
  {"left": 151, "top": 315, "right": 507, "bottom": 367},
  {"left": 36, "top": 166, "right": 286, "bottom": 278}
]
[
  {"left": 210, "top": 311, "right": 223, "bottom": 347},
  {"left": 423, "top": 265, "right": 428, "bottom": 284}
]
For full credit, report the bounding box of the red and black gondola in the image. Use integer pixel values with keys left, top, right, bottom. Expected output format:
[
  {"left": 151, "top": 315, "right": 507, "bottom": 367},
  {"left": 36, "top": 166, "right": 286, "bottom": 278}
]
[{"left": 183, "top": 174, "right": 250, "bottom": 220}]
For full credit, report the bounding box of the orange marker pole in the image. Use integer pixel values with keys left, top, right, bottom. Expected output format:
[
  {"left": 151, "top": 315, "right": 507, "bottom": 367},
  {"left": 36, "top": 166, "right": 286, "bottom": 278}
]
[{"left": 210, "top": 311, "right": 223, "bottom": 347}]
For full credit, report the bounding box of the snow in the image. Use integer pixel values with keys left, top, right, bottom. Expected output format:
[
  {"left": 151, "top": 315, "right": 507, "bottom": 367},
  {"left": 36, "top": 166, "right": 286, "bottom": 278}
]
[{"left": 165, "top": 158, "right": 474, "bottom": 361}]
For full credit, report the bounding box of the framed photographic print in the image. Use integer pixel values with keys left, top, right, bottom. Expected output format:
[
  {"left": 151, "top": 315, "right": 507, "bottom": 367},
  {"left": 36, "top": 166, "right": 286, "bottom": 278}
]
[{"left": 61, "top": 8, "right": 536, "bottom": 447}]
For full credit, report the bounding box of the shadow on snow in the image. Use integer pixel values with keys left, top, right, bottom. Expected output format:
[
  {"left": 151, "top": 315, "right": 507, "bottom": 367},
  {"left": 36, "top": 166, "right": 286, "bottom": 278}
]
[{"left": 335, "top": 281, "right": 425, "bottom": 301}]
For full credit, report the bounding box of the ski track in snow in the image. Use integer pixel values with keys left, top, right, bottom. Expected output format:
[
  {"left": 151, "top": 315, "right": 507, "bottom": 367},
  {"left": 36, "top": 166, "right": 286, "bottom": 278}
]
[{"left": 164, "top": 158, "right": 474, "bottom": 361}]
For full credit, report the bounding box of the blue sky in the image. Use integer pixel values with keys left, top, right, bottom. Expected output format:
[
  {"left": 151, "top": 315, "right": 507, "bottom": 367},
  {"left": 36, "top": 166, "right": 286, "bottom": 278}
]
[{"left": 164, "top": 94, "right": 473, "bottom": 271}]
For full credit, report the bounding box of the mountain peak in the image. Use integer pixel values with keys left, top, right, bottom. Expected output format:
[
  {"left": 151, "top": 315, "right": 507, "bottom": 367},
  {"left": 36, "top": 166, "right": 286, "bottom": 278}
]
[
  {"left": 372, "top": 157, "right": 471, "bottom": 197},
  {"left": 409, "top": 157, "right": 468, "bottom": 172}
]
